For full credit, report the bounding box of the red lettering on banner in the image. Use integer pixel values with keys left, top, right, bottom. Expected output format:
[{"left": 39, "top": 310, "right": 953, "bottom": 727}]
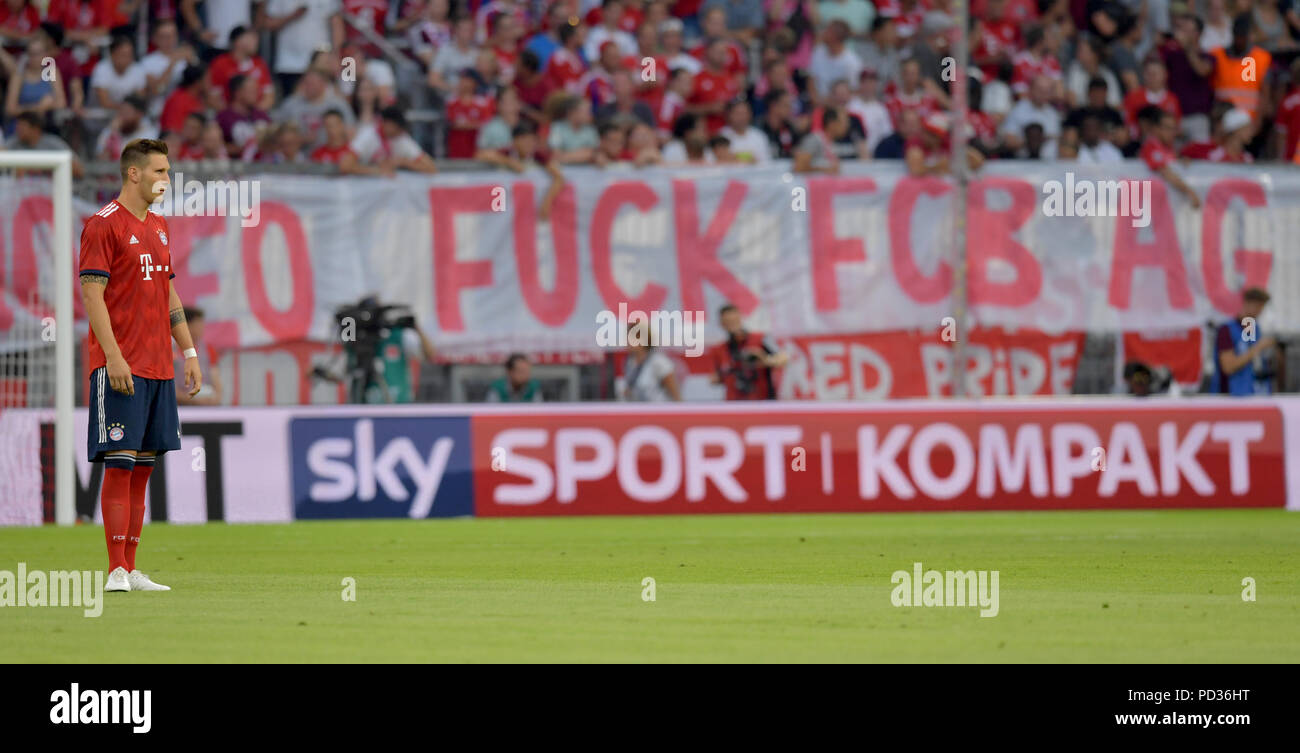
[
  {"left": 673, "top": 179, "right": 757, "bottom": 314},
  {"left": 512, "top": 181, "right": 579, "bottom": 326},
  {"left": 168, "top": 214, "right": 236, "bottom": 349},
  {"left": 10, "top": 196, "right": 52, "bottom": 320},
  {"left": 889, "top": 177, "right": 952, "bottom": 303},
  {"left": 430, "top": 187, "right": 495, "bottom": 331},
  {"left": 808, "top": 177, "right": 875, "bottom": 311},
  {"left": 968, "top": 177, "right": 1041, "bottom": 306},
  {"left": 1201, "top": 179, "right": 1273, "bottom": 316},
  {"left": 241, "top": 202, "right": 314, "bottom": 340},
  {"left": 1108, "top": 181, "right": 1192, "bottom": 310},
  {"left": 589, "top": 181, "right": 667, "bottom": 311}
]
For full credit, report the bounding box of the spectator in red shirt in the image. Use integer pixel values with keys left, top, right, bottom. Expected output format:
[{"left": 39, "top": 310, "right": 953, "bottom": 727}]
[
  {"left": 208, "top": 26, "right": 276, "bottom": 111},
  {"left": 159, "top": 64, "right": 208, "bottom": 136},
  {"left": 906, "top": 111, "right": 985, "bottom": 176},
  {"left": 1137, "top": 104, "right": 1200, "bottom": 209},
  {"left": 691, "top": 6, "right": 746, "bottom": 80},
  {"left": 973, "top": 0, "right": 1024, "bottom": 80},
  {"left": 446, "top": 69, "right": 497, "bottom": 158},
  {"left": 0, "top": 0, "right": 40, "bottom": 44},
  {"left": 689, "top": 38, "right": 739, "bottom": 133},
  {"left": 545, "top": 19, "right": 589, "bottom": 93},
  {"left": 513, "top": 48, "right": 553, "bottom": 123},
  {"left": 488, "top": 11, "right": 525, "bottom": 84},
  {"left": 1274, "top": 58, "right": 1300, "bottom": 163},
  {"left": 168, "top": 111, "right": 207, "bottom": 160},
  {"left": 1123, "top": 58, "right": 1181, "bottom": 136},
  {"left": 310, "top": 108, "right": 391, "bottom": 175},
  {"left": 1011, "top": 23, "right": 1064, "bottom": 100},
  {"left": 884, "top": 57, "right": 941, "bottom": 127}
]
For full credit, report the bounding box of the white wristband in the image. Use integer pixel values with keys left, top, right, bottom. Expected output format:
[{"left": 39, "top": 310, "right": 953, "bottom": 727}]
[{"left": 183, "top": 348, "right": 197, "bottom": 359}]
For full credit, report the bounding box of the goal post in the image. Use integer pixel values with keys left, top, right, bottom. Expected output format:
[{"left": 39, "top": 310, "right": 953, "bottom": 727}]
[{"left": 2, "top": 151, "right": 76, "bottom": 525}]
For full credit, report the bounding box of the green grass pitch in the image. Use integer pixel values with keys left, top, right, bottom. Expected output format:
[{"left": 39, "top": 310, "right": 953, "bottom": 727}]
[{"left": 2, "top": 509, "right": 1297, "bottom": 662}]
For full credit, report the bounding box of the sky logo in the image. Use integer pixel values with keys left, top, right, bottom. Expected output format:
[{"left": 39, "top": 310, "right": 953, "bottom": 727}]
[{"left": 290, "top": 416, "right": 474, "bottom": 519}]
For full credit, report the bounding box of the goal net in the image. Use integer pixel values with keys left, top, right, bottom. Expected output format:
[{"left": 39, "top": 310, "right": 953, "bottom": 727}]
[{"left": 0, "top": 151, "right": 76, "bottom": 525}]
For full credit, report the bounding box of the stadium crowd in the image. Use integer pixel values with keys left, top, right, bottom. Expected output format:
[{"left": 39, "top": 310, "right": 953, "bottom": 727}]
[{"left": 1, "top": 0, "right": 1299, "bottom": 178}]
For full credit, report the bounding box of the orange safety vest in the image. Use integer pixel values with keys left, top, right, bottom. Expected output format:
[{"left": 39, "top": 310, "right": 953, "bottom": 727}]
[{"left": 1210, "top": 46, "right": 1272, "bottom": 118}]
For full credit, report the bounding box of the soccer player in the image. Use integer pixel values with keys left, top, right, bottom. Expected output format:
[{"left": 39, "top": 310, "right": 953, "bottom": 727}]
[{"left": 80, "top": 139, "right": 203, "bottom": 593}]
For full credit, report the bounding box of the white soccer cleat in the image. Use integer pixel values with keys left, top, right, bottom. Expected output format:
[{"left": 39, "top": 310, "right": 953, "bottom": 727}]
[
  {"left": 106, "top": 567, "right": 131, "bottom": 592},
  {"left": 127, "top": 570, "right": 170, "bottom": 591}
]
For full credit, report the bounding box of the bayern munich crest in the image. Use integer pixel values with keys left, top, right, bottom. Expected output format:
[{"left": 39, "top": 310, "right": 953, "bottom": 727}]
[
  {"left": 108, "top": 423, "right": 125, "bottom": 442},
  {"left": 157, "top": 230, "right": 168, "bottom": 245}
]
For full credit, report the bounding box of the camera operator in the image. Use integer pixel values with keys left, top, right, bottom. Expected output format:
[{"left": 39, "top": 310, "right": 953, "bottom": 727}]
[
  {"left": 709, "top": 303, "right": 788, "bottom": 400},
  {"left": 336, "top": 297, "right": 436, "bottom": 404},
  {"left": 1212, "top": 287, "right": 1285, "bottom": 396}
]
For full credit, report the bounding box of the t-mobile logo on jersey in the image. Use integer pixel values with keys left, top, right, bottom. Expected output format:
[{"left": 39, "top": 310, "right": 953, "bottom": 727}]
[{"left": 138, "top": 253, "right": 169, "bottom": 281}]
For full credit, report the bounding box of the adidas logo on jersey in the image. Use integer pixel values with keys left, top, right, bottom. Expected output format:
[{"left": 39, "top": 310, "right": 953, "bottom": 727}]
[{"left": 129, "top": 235, "right": 140, "bottom": 245}]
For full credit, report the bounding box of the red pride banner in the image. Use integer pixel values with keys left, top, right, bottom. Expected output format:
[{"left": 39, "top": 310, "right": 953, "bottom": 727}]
[
  {"left": 472, "top": 402, "right": 1286, "bottom": 515},
  {"left": 774, "top": 328, "right": 1086, "bottom": 399}
]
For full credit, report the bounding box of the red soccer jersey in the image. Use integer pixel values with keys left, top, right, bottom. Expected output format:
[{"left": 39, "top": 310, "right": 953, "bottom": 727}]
[
  {"left": 79, "top": 201, "right": 175, "bottom": 380},
  {"left": 690, "top": 40, "right": 746, "bottom": 77},
  {"left": 0, "top": 1, "right": 39, "bottom": 39},
  {"left": 175, "top": 140, "right": 205, "bottom": 160},
  {"left": 581, "top": 68, "right": 616, "bottom": 106},
  {"left": 884, "top": 88, "right": 940, "bottom": 127},
  {"left": 1123, "top": 88, "right": 1181, "bottom": 130},
  {"left": 311, "top": 143, "right": 357, "bottom": 164},
  {"left": 1140, "top": 137, "right": 1176, "bottom": 173},
  {"left": 159, "top": 86, "right": 202, "bottom": 134},
  {"left": 973, "top": 19, "right": 1022, "bottom": 78},
  {"left": 1276, "top": 89, "right": 1300, "bottom": 165},
  {"left": 343, "top": 0, "right": 388, "bottom": 37},
  {"left": 1011, "top": 50, "right": 1063, "bottom": 96},
  {"left": 445, "top": 94, "right": 496, "bottom": 158},
  {"left": 585, "top": 6, "right": 643, "bottom": 33},
  {"left": 690, "top": 69, "right": 739, "bottom": 133},
  {"left": 45, "top": 0, "right": 115, "bottom": 30},
  {"left": 545, "top": 47, "right": 587, "bottom": 93},
  {"left": 208, "top": 53, "right": 274, "bottom": 104}
]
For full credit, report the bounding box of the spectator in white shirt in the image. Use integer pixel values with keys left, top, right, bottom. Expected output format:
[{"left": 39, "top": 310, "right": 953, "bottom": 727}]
[
  {"left": 91, "top": 36, "right": 149, "bottom": 108},
  {"left": 181, "top": 0, "right": 252, "bottom": 51},
  {"left": 621, "top": 322, "right": 681, "bottom": 402},
  {"left": 264, "top": 0, "right": 345, "bottom": 94},
  {"left": 140, "top": 21, "right": 198, "bottom": 116},
  {"left": 429, "top": 16, "right": 480, "bottom": 98},
  {"left": 584, "top": 0, "right": 639, "bottom": 62},
  {"left": 660, "top": 18, "right": 702, "bottom": 75},
  {"left": 848, "top": 68, "right": 893, "bottom": 156},
  {"left": 809, "top": 20, "right": 863, "bottom": 100},
  {"left": 1000, "top": 75, "right": 1062, "bottom": 152},
  {"left": 350, "top": 105, "right": 438, "bottom": 173},
  {"left": 719, "top": 100, "right": 772, "bottom": 163},
  {"left": 1075, "top": 113, "right": 1124, "bottom": 163}
]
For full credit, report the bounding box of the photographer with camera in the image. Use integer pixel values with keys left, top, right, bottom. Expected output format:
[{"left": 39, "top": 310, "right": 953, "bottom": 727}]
[
  {"left": 1212, "top": 287, "right": 1286, "bottom": 396},
  {"left": 709, "top": 303, "right": 788, "bottom": 400},
  {"left": 328, "top": 296, "right": 436, "bottom": 404}
]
